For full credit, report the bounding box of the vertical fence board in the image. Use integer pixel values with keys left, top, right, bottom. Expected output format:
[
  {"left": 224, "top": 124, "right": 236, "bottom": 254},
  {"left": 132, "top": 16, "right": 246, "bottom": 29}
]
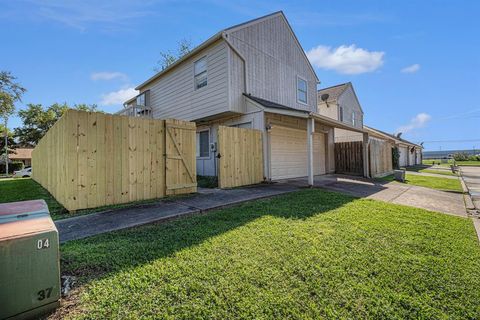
[
  {"left": 334, "top": 141, "right": 364, "bottom": 176},
  {"left": 32, "top": 110, "right": 196, "bottom": 211},
  {"left": 218, "top": 126, "right": 264, "bottom": 188}
]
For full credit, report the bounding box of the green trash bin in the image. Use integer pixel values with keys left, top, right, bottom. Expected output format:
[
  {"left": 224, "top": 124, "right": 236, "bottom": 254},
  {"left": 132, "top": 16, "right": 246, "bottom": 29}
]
[{"left": 0, "top": 199, "right": 60, "bottom": 320}]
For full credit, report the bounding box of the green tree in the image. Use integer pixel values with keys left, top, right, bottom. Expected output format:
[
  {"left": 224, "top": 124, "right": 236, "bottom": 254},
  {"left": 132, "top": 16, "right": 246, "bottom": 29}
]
[
  {"left": 0, "top": 71, "right": 26, "bottom": 173},
  {"left": 14, "top": 102, "right": 98, "bottom": 146},
  {"left": 0, "top": 123, "right": 15, "bottom": 154},
  {"left": 154, "top": 38, "right": 193, "bottom": 72}
]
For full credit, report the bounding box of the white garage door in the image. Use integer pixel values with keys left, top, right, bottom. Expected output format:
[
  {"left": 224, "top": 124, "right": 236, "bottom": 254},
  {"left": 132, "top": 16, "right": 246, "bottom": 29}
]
[
  {"left": 398, "top": 146, "right": 408, "bottom": 167},
  {"left": 270, "top": 126, "right": 326, "bottom": 180}
]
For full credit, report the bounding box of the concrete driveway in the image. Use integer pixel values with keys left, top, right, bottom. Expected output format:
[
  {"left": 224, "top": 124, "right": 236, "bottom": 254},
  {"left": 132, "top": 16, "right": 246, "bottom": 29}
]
[
  {"left": 460, "top": 166, "right": 480, "bottom": 211},
  {"left": 280, "top": 174, "right": 467, "bottom": 217}
]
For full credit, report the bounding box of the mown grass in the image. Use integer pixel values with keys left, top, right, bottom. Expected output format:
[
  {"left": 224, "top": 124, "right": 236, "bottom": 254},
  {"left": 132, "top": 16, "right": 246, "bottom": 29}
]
[
  {"left": 423, "top": 159, "right": 480, "bottom": 167},
  {"left": 0, "top": 178, "right": 67, "bottom": 219},
  {"left": 58, "top": 189, "right": 480, "bottom": 319},
  {"left": 380, "top": 173, "right": 463, "bottom": 192},
  {"left": 405, "top": 165, "right": 457, "bottom": 176},
  {"left": 0, "top": 178, "right": 168, "bottom": 220}
]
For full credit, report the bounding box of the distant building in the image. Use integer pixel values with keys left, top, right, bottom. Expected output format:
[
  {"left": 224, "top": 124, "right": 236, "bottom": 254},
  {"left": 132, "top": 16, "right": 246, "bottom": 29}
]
[{"left": 9, "top": 148, "right": 33, "bottom": 166}]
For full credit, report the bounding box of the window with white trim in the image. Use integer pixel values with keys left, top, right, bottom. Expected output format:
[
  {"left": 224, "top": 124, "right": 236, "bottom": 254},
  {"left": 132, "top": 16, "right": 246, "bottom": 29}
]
[
  {"left": 196, "top": 130, "right": 210, "bottom": 158},
  {"left": 136, "top": 92, "right": 146, "bottom": 106},
  {"left": 297, "top": 76, "right": 307, "bottom": 104},
  {"left": 352, "top": 112, "right": 355, "bottom": 126},
  {"left": 194, "top": 57, "right": 207, "bottom": 90},
  {"left": 339, "top": 106, "right": 344, "bottom": 122}
]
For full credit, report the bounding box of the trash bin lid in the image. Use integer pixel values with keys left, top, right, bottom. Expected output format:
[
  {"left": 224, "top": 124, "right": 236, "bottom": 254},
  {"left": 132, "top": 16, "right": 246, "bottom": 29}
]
[
  {"left": 0, "top": 200, "right": 56, "bottom": 241},
  {"left": 0, "top": 200, "right": 49, "bottom": 222}
]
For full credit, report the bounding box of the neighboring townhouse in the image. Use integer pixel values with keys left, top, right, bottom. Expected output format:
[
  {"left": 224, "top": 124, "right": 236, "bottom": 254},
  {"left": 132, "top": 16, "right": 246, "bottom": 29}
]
[
  {"left": 317, "top": 82, "right": 364, "bottom": 142},
  {"left": 120, "top": 11, "right": 368, "bottom": 184},
  {"left": 317, "top": 82, "right": 422, "bottom": 175}
]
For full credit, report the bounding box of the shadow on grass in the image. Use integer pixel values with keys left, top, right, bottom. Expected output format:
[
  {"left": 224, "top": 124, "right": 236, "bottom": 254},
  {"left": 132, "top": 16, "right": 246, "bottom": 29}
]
[
  {"left": 0, "top": 178, "right": 67, "bottom": 219},
  {"left": 60, "top": 189, "right": 356, "bottom": 283}
]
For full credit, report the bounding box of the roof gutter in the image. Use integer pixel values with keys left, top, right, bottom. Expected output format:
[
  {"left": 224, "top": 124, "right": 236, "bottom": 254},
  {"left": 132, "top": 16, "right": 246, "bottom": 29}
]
[{"left": 309, "top": 112, "right": 366, "bottom": 133}]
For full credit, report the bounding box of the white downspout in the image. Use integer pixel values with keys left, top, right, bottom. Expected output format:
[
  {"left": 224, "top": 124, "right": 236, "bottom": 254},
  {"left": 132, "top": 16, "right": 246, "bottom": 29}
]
[
  {"left": 222, "top": 32, "right": 248, "bottom": 94},
  {"left": 307, "top": 117, "right": 315, "bottom": 186}
]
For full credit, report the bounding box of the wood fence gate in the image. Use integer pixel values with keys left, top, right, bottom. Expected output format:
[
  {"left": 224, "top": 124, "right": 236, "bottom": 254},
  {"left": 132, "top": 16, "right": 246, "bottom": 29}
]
[
  {"left": 334, "top": 141, "right": 364, "bottom": 176},
  {"left": 217, "top": 126, "right": 264, "bottom": 188},
  {"left": 32, "top": 110, "right": 197, "bottom": 211},
  {"left": 165, "top": 119, "right": 197, "bottom": 195}
]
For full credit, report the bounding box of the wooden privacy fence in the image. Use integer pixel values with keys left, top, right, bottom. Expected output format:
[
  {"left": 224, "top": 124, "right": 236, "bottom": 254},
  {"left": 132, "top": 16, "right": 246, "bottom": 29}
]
[
  {"left": 32, "top": 110, "right": 196, "bottom": 211},
  {"left": 217, "top": 126, "right": 264, "bottom": 188},
  {"left": 369, "top": 138, "right": 393, "bottom": 178},
  {"left": 334, "top": 141, "right": 364, "bottom": 176}
]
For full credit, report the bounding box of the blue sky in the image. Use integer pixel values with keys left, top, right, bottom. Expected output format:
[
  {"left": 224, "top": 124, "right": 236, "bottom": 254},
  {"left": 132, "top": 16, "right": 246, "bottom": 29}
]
[{"left": 1, "top": 0, "right": 479, "bottom": 151}]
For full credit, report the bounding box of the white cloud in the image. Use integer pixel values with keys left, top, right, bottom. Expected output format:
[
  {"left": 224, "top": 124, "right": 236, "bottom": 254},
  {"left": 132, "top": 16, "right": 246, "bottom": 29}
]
[
  {"left": 91, "top": 71, "right": 128, "bottom": 81},
  {"left": 100, "top": 87, "right": 138, "bottom": 106},
  {"left": 396, "top": 113, "right": 431, "bottom": 134},
  {"left": 306, "top": 44, "right": 385, "bottom": 74},
  {"left": 401, "top": 64, "right": 420, "bottom": 73}
]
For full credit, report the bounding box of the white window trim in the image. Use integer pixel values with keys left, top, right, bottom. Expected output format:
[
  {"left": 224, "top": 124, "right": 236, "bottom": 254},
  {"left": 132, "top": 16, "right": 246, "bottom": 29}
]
[
  {"left": 193, "top": 56, "right": 208, "bottom": 91},
  {"left": 296, "top": 75, "right": 308, "bottom": 105},
  {"left": 352, "top": 111, "right": 355, "bottom": 126},
  {"left": 196, "top": 129, "right": 210, "bottom": 160}
]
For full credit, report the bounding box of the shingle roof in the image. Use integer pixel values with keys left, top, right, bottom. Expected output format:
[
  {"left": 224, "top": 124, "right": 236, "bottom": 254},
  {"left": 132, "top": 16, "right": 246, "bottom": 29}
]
[
  {"left": 364, "top": 125, "right": 422, "bottom": 147},
  {"left": 317, "top": 83, "right": 350, "bottom": 103},
  {"left": 9, "top": 148, "right": 33, "bottom": 160},
  {"left": 244, "top": 94, "right": 308, "bottom": 113}
]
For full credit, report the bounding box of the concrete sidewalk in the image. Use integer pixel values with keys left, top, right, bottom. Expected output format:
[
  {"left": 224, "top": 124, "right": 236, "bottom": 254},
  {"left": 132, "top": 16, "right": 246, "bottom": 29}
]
[
  {"left": 405, "top": 170, "right": 459, "bottom": 179},
  {"left": 460, "top": 166, "right": 480, "bottom": 212},
  {"left": 56, "top": 183, "right": 299, "bottom": 243},
  {"left": 56, "top": 174, "right": 468, "bottom": 243}
]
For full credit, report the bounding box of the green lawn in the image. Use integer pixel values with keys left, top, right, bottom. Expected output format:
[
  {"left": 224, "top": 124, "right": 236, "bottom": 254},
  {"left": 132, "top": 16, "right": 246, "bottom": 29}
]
[
  {"left": 58, "top": 189, "right": 480, "bottom": 319},
  {"left": 423, "top": 159, "right": 480, "bottom": 167},
  {"left": 0, "top": 178, "right": 67, "bottom": 219},
  {"left": 380, "top": 173, "right": 463, "bottom": 192},
  {"left": 405, "top": 166, "right": 457, "bottom": 176},
  {"left": 0, "top": 178, "right": 167, "bottom": 220}
]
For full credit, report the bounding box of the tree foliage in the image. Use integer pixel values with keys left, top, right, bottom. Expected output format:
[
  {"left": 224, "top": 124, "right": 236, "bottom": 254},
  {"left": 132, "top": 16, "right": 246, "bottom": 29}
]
[
  {"left": 14, "top": 103, "right": 98, "bottom": 146},
  {"left": 392, "top": 146, "right": 400, "bottom": 169},
  {"left": 0, "top": 123, "right": 15, "bottom": 154},
  {"left": 154, "top": 39, "right": 193, "bottom": 72},
  {"left": 0, "top": 71, "right": 26, "bottom": 120}
]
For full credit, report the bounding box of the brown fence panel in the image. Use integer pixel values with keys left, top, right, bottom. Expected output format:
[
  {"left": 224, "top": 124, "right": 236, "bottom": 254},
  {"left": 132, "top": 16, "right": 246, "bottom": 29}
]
[
  {"left": 369, "top": 138, "right": 393, "bottom": 178},
  {"left": 334, "top": 141, "right": 364, "bottom": 176},
  {"left": 32, "top": 110, "right": 196, "bottom": 211},
  {"left": 217, "top": 126, "right": 263, "bottom": 188}
]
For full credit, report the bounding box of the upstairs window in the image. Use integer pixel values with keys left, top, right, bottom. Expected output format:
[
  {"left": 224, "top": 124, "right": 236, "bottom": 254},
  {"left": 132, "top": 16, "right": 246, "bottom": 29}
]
[
  {"left": 339, "top": 106, "right": 344, "bottom": 122},
  {"left": 352, "top": 112, "right": 355, "bottom": 126},
  {"left": 297, "top": 76, "right": 307, "bottom": 104},
  {"left": 136, "top": 92, "right": 146, "bottom": 106},
  {"left": 196, "top": 130, "right": 210, "bottom": 158},
  {"left": 194, "top": 57, "right": 208, "bottom": 90}
]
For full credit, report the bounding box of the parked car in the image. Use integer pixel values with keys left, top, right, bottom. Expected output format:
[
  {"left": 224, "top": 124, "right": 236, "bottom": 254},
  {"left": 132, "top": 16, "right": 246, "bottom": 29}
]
[{"left": 13, "top": 167, "right": 32, "bottom": 178}]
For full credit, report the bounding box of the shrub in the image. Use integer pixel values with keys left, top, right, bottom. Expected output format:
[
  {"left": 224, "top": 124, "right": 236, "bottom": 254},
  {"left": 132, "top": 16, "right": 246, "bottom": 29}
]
[
  {"left": 468, "top": 155, "right": 480, "bottom": 161},
  {"left": 453, "top": 153, "right": 469, "bottom": 161},
  {"left": 392, "top": 147, "right": 400, "bottom": 169}
]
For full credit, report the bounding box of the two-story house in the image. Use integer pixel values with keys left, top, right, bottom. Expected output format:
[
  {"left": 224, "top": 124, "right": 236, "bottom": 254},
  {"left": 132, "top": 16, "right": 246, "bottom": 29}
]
[
  {"left": 317, "top": 82, "right": 421, "bottom": 175},
  {"left": 121, "top": 11, "right": 367, "bottom": 184}
]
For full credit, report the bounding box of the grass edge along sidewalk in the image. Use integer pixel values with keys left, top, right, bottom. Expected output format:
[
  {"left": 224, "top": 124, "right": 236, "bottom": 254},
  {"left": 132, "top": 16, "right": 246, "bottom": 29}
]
[{"left": 56, "top": 189, "right": 480, "bottom": 319}]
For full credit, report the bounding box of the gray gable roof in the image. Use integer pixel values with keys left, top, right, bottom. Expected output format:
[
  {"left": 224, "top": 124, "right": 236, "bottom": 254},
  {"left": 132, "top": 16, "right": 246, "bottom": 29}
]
[
  {"left": 244, "top": 94, "right": 308, "bottom": 113},
  {"left": 136, "top": 11, "right": 318, "bottom": 91},
  {"left": 317, "top": 83, "right": 350, "bottom": 103}
]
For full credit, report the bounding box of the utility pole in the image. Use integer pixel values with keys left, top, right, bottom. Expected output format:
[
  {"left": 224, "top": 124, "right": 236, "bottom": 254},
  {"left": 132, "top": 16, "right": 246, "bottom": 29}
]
[{"left": 4, "top": 117, "right": 8, "bottom": 176}]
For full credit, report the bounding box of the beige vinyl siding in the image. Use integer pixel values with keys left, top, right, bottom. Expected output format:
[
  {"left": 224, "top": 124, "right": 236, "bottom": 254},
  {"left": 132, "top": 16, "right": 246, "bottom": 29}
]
[
  {"left": 227, "top": 14, "right": 317, "bottom": 112},
  {"left": 337, "top": 86, "right": 363, "bottom": 129},
  {"left": 142, "top": 40, "right": 229, "bottom": 121},
  {"left": 317, "top": 101, "right": 338, "bottom": 120},
  {"left": 229, "top": 48, "right": 246, "bottom": 113},
  {"left": 334, "top": 128, "right": 363, "bottom": 142}
]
